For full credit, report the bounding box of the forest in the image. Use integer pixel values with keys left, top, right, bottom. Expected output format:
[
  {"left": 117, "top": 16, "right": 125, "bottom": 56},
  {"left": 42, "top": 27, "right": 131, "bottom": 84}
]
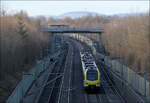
[
  {"left": 0, "top": 10, "right": 149, "bottom": 101},
  {"left": 0, "top": 10, "right": 50, "bottom": 101}
]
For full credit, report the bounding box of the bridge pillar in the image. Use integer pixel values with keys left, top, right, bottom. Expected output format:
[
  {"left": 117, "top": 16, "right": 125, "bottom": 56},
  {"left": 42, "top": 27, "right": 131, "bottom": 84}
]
[
  {"left": 50, "top": 33, "right": 55, "bottom": 55},
  {"left": 98, "top": 32, "right": 105, "bottom": 54},
  {"left": 61, "top": 33, "right": 64, "bottom": 44}
]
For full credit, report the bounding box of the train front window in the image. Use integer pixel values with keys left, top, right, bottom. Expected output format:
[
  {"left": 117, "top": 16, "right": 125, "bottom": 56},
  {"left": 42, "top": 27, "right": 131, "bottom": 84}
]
[{"left": 87, "top": 70, "right": 98, "bottom": 81}]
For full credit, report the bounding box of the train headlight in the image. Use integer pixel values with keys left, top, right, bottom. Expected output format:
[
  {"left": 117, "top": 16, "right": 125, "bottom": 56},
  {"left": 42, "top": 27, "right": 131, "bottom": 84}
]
[{"left": 96, "top": 82, "right": 100, "bottom": 87}]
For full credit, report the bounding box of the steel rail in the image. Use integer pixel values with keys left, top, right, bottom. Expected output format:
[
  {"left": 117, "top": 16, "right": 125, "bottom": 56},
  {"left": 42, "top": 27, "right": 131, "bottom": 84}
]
[
  {"left": 46, "top": 54, "right": 65, "bottom": 103},
  {"left": 71, "top": 37, "right": 110, "bottom": 103},
  {"left": 67, "top": 46, "right": 74, "bottom": 103},
  {"left": 41, "top": 57, "right": 62, "bottom": 103},
  {"left": 47, "top": 78, "right": 56, "bottom": 102},
  {"left": 34, "top": 61, "right": 57, "bottom": 103},
  {"left": 37, "top": 45, "right": 68, "bottom": 103},
  {"left": 96, "top": 94, "right": 102, "bottom": 103},
  {"left": 84, "top": 93, "right": 89, "bottom": 103},
  {"left": 99, "top": 62, "right": 125, "bottom": 103},
  {"left": 57, "top": 43, "right": 72, "bottom": 103},
  {"left": 47, "top": 47, "right": 68, "bottom": 103},
  {"left": 86, "top": 94, "right": 100, "bottom": 103}
]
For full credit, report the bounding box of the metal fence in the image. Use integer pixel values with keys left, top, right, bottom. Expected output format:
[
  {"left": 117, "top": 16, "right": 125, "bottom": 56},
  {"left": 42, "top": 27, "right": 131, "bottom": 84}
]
[
  {"left": 6, "top": 55, "right": 52, "bottom": 103},
  {"left": 98, "top": 53, "right": 150, "bottom": 101}
]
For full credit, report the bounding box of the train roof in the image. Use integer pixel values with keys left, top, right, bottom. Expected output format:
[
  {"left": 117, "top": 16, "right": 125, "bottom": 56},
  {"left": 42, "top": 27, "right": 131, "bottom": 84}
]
[
  {"left": 80, "top": 51, "right": 99, "bottom": 71},
  {"left": 86, "top": 65, "right": 96, "bottom": 68},
  {"left": 86, "top": 69, "right": 98, "bottom": 72}
]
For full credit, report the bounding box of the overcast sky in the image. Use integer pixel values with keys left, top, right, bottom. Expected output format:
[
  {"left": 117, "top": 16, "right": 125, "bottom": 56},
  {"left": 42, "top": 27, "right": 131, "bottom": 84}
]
[{"left": 2, "top": 1, "right": 149, "bottom": 17}]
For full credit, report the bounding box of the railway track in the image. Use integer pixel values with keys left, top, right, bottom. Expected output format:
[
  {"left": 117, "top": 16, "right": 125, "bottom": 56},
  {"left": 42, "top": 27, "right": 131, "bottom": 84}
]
[
  {"left": 70, "top": 38, "right": 124, "bottom": 103},
  {"left": 70, "top": 38, "right": 109, "bottom": 103},
  {"left": 58, "top": 42, "right": 74, "bottom": 103},
  {"left": 82, "top": 63, "right": 124, "bottom": 103},
  {"left": 68, "top": 39, "right": 86, "bottom": 103},
  {"left": 84, "top": 94, "right": 100, "bottom": 103},
  {"left": 98, "top": 62, "right": 125, "bottom": 103},
  {"left": 37, "top": 44, "right": 69, "bottom": 103},
  {"left": 83, "top": 61, "right": 124, "bottom": 103},
  {"left": 37, "top": 37, "right": 126, "bottom": 103},
  {"left": 84, "top": 89, "right": 109, "bottom": 103}
]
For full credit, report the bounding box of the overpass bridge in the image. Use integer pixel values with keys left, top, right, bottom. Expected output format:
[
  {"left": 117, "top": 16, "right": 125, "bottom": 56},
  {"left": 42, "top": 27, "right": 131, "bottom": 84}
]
[
  {"left": 40, "top": 27, "right": 105, "bottom": 54},
  {"left": 40, "top": 28, "right": 104, "bottom": 33}
]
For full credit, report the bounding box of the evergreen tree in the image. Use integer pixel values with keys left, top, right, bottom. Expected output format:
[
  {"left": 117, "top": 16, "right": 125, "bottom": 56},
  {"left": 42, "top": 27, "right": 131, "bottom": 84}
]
[{"left": 16, "top": 12, "right": 29, "bottom": 65}]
